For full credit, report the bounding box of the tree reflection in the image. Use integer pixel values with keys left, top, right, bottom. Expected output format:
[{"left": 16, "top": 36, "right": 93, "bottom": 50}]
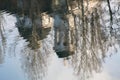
[
  {"left": 20, "top": 27, "right": 54, "bottom": 80},
  {"left": 0, "top": 12, "right": 6, "bottom": 64},
  {"left": 64, "top": 0, "right": 120, "bottom": 79},
  {"left": 14, "top": 0, "right": 120, "bottom": 80},
  {"left": 21, "top": 48, "right": 47, "bottom": 80}
]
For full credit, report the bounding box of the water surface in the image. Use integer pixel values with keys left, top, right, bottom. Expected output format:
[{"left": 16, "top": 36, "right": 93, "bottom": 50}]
[{"left": 0, "top": 9, "right": 120, "bottom": 80}]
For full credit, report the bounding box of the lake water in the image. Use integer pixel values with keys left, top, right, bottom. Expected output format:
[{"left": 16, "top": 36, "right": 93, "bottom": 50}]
[{"left": 0, "top": 12, "right": 120, "bottom": 80}]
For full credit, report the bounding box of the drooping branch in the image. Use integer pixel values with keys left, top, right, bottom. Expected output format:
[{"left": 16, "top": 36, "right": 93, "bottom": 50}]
[{"left": 107, "top": 0, "right": 113, "bottom": 29}]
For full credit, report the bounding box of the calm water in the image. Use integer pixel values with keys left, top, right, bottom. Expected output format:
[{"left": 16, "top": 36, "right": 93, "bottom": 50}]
[{"left": 0, "top": 12, "right": 120, "bottom": 80}]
